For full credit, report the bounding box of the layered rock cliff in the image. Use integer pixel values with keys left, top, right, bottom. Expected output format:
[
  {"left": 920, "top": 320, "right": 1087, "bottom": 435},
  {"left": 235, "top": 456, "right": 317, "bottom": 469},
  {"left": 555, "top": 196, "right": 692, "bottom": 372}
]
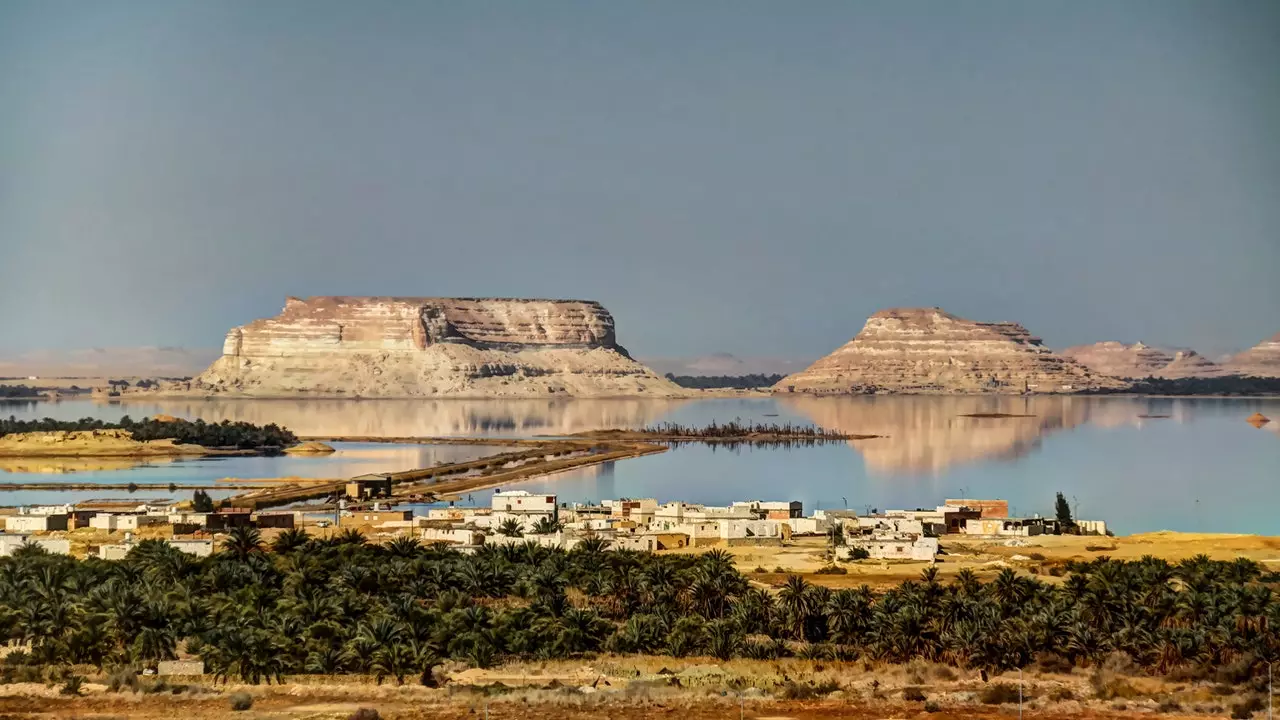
[
  {"left": 189, "top": 297, "right": 682, "bottom": 397},
  {"left": 1060, "top": 342, "right": 1227, "bottom": 379},
  {"left": 1224, "top": 332, "right": 1280, "bottom": 378},
  {"left": 774, "top": 308, "right": 1124, "bottom": 394}
]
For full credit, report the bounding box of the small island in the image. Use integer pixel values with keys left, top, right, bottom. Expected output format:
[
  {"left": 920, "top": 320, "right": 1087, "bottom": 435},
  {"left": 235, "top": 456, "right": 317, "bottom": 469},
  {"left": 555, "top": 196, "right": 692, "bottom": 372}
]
[
  {"left": 0, "top": 416, "right": 301, "bottom": 458},
  {"left": 575, "top": 420, "right": 879, "bottom": 445}
]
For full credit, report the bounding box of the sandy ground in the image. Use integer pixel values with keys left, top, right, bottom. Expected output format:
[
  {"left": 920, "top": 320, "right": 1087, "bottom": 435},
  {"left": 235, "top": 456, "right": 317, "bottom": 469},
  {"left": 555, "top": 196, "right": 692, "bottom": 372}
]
[
  {"left": 0, "top": 656, "right": 1255, "bottom": 719},
  {"left": 714, "top": 533, "right": 1280, "bottom": 589}
]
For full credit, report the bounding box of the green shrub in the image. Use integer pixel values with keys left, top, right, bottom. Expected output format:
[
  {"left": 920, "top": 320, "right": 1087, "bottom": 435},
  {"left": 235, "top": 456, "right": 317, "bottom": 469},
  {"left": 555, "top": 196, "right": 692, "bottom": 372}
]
[
  {"left": 229, "top": 692, "right": 253, "bottom": 711},
  {"left": 59, "top": 676, "right": 83, "bottom": 696},
  {"left": 814, "top": 564, "right": 847, "bottom": 575}
]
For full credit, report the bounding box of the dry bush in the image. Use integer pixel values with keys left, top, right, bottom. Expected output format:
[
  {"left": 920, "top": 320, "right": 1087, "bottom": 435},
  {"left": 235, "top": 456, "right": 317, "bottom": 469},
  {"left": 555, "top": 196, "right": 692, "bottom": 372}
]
[
  {"left": 1035, "top": 652, "right": 1074, "bottom": 674},
  {"left": 979, "top": 683, "right": 1022, "bottom": 704},
  {"left": 1048, "top": 686, "right": 1075, "bottom": 701},
  {"left": 229, "top": 691, "right": 253, "bottom": 711}
]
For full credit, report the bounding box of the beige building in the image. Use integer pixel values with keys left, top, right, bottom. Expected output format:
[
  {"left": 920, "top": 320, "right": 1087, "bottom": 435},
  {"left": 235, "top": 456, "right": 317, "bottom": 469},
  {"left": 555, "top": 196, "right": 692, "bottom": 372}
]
[{"left": 5, "top": 514, "right": 68, "bottom": 533}]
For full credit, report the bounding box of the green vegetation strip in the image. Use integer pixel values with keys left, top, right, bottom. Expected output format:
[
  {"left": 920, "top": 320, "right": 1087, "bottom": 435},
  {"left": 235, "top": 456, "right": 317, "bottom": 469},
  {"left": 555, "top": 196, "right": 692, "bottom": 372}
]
[{"left": 3, "top": 535, "right": 1278, "bottom": 691}]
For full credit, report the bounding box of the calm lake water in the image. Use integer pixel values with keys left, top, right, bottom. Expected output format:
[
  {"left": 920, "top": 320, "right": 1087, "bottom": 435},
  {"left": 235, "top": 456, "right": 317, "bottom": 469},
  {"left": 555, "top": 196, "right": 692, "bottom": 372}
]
[{"left": 3, "top": 396, "right": 1278, "bottom": 534}]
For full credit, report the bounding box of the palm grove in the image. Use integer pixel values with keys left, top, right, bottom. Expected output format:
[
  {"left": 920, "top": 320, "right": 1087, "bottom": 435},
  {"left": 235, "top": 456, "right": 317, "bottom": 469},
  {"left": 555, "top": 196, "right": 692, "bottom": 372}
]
[{"left": 2, "top": 529, "right": 1278, "bottom": 687}]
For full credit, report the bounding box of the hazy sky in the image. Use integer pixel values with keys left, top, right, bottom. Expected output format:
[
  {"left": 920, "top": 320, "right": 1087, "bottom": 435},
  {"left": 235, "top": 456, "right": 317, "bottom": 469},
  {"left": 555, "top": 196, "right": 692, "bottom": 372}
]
[{"left": 2, "top": 1, "right": 1277, "bottom": 359}]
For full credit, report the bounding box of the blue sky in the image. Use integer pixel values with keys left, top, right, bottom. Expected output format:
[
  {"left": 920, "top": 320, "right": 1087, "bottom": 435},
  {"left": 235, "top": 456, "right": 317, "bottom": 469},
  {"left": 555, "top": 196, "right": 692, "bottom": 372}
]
[{"left": 2, "top": 1, "right": 1277, "bottom": 358}]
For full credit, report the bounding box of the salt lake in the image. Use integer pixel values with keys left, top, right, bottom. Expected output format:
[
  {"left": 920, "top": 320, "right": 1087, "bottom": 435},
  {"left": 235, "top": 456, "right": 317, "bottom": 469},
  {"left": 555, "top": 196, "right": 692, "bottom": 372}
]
[{"left": 2, "top": 395, "right": 1278, "bottom": 534}]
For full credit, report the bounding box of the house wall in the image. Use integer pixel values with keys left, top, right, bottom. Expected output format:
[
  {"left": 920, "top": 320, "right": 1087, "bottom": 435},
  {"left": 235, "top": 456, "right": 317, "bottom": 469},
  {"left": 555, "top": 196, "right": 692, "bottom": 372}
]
[
  {"left": 169, "top": 540, "right": 214, "bottom": 557},
  {"left": 945, "top": 498, "right": 1009, "bottom": 518},
  {"left": 7, "top": 515, "right": 69, "bottom": 532}
]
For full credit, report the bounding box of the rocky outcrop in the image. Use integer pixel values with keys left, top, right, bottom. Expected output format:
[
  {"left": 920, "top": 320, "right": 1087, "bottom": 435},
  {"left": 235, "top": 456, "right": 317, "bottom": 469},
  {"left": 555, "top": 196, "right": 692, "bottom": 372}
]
[
  {"left": 189, "top": 297, "right": 682, "bottom": 397},
  {"left": 1061, "top": 342, "right": 1227, "bottom": 379},
  {"left": 1223, "top": 333, "right": 1280, "bottom": 378},
  {"left": 775, "top": 308, "right": 1124, "bottom": 394}
]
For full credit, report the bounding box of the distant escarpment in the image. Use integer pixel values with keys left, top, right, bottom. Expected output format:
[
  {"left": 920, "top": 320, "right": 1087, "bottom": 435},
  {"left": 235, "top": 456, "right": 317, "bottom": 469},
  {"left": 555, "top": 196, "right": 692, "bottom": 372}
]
[
  {"left": 1061, "top": 342, "right": 1227, "bottom": 379},
  {"left": 774, "top": 308, "right": 1124, "bottom": 394},
  {"left": 181, "top": 297, "right": 682, "bottom": 397},
  {"left": 1223, "top": 332, "right": 1280, "bottom": 378}
]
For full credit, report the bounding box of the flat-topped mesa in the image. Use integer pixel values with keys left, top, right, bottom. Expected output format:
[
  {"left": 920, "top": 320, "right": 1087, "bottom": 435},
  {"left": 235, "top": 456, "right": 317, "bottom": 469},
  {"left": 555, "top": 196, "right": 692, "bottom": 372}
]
[
  {"left": 1223, "top": 332, "right": 1280, "bottom": 378},
  {"left": 1061, "top": 341, "right": 1228, "bottom": 379},
  {"left": 774, "top": 307, "right": 1125, "bottom": 394},
  {"left": 193, "top": 297, "right": 682, "bottom": 398},
  {"left": 222, "top": 296, "right": 621, "bottom": 356}
]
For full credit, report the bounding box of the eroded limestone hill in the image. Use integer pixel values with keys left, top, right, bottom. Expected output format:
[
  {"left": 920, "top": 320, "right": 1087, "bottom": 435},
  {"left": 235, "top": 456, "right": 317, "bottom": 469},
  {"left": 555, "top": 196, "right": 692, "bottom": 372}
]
[
  {"left": 1224, "top": 332, "right": 1280, "bottom": 378},
  {"left": 1061, "top": 342, "right": 1227, "bottom": 379},
  {"left": 774, "top": 307, "right": 1124, "bottom": 394},
  {"left": 181, "top": 297, "right": 683, "bottom": 398}
]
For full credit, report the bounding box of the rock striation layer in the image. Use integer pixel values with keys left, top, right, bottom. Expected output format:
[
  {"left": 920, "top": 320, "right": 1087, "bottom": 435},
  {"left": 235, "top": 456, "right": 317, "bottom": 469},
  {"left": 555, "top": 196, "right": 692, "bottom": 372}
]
[
  {"left": 774, "top": 308, "right": 1124, "bottom": 394},
  {"left": 1224, "top": 332, "right": 1280, "bottom": 378},
  {"left": 1060, "top": 342, "right": 1227, "bottom": 379},
  {"left": 189, "top": 297, "right": 682, "bottom": 397}
]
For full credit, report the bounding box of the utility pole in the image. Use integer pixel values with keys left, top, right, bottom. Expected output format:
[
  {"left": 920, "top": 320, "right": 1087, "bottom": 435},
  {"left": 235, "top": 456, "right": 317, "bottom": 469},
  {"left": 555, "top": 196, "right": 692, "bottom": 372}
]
[{"left": 1019, "top": 667, "right": 1023, "bottom": 719}]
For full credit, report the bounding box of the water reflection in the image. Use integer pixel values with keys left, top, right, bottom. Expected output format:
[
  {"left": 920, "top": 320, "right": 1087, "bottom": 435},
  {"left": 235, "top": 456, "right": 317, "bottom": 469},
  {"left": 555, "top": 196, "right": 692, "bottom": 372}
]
[
  {"left": 35, "top": 398, "right": 687, "bottom": 437},
  {"left": 5, "top": 396, "right": 1277, "bottom": 478},
  {"left": 0, "top": 456, "right": 178, "bottom": 474}
]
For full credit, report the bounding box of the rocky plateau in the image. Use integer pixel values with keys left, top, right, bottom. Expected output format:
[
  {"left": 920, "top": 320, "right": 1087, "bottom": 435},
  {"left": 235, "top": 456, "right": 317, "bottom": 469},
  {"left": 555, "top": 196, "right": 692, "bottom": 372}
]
[
  {"left": 1223, "top": 332, "right": 1280, "bottom": 378},
  {"left": 180, "top": 296, "right": 683, "bottom": 398},
  {"left": 774, "top": 307, "right": 1125, "bottom": 394},
  {"left": 1060, "top": 342, "right": 1227, "bottom": 379}
]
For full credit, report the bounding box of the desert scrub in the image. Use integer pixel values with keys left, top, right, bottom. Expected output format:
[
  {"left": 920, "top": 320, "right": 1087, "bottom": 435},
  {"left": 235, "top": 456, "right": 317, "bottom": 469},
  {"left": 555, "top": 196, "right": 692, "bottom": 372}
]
[
  {"left": 229, "top": 691, "right": 253, "bottom": 711},
  {"left": 979, "top": 683, "right": 1023, "bottom": 704}
]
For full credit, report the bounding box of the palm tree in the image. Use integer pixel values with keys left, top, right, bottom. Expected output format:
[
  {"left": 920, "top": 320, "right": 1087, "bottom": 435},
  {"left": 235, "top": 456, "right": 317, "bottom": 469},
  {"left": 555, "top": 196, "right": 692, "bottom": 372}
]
[
  {"left": 531, "top": 516, "right": 563, "bottom": 535},
  {"left": 271, "top": 528, "right": 310, "bottom": 554},
  {"left": 497, "top": 518, "right": 524, "bottom": 537},
  {"left": 222, "top": 526, "right": 263, "bottom": 561},
  {"left": 383, "top": 536, "right": 422, "bottom": 559},
  {"left": 778, "top": 575, "right": 813, "bottom": 640}
]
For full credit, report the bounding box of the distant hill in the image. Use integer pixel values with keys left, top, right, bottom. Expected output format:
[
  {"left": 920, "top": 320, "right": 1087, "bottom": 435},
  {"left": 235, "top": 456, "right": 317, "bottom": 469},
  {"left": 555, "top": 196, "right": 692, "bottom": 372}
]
[{"left": 0, "top": 347, "right": 219, "bottom": 379}]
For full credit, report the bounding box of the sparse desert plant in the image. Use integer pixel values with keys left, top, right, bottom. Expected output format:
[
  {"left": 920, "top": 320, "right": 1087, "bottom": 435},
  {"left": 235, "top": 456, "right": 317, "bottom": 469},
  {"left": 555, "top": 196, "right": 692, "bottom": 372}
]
[
  {"left": 924, "top": 700, "right": 941, "bottom": 712},
  {"left": 1231, "top": 696, "right": 1265, "bottom": 719},
  {"left": 59, "top": 675, "right": 83, "bottom": 696},
  {"left": 1157, "top": 697, "right": 1182, "bottom": 713},
  {"left": 1049, "top": 686, "right": 1075, "bottom": 701},
  {"left": 979, "top": 683, "right": 1022, "bottom": 704},
  {"left": 779, "top": 679, "right": 840, "bottom": 700},
  {"left": 107, "top": 666, "right": 140, "bottom": 693},
  {"left": 229, "top": 691, "right": 253, "bottom": 711},
  {"left": 903, "top": 686, "right": 927, "bottom": 701},
  {"left": 348, "top": 709, "right": 381, "bottom": 720}
]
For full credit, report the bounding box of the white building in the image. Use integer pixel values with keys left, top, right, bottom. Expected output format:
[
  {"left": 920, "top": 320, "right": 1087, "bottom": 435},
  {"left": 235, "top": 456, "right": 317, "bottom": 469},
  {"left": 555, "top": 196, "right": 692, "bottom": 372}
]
[
  {"left": 89, "top": 513, "right": 168, "bottom": 531},
  {"left": 718, "top": 519, "right": 792, "bottom": 543},
  {"left": 782, "top": 516, "right": 830, "bottom": 536},
  {"left": 490, "top": 491, "right": 557, "bottom": 529},
  {"left": 0, "top": 534, "right": 70, "bottom": 556},
  {"left": 845, "top": 535, "right": 939, "bottom": 561},
  {"left": 169, "top": 540, "right": 214, "bottom": 557},
  {"left": 5, "top": 515, "right": 67, "bottom": 533},
  {"left": 1077, "top": 519, "right": 1108, "bottom": 535},
  {"left": 98, "top": 544, "right": 131, "bottom": 560},
  {"left": 421, "top": 527, "right": 485, "bottom": 546}
]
